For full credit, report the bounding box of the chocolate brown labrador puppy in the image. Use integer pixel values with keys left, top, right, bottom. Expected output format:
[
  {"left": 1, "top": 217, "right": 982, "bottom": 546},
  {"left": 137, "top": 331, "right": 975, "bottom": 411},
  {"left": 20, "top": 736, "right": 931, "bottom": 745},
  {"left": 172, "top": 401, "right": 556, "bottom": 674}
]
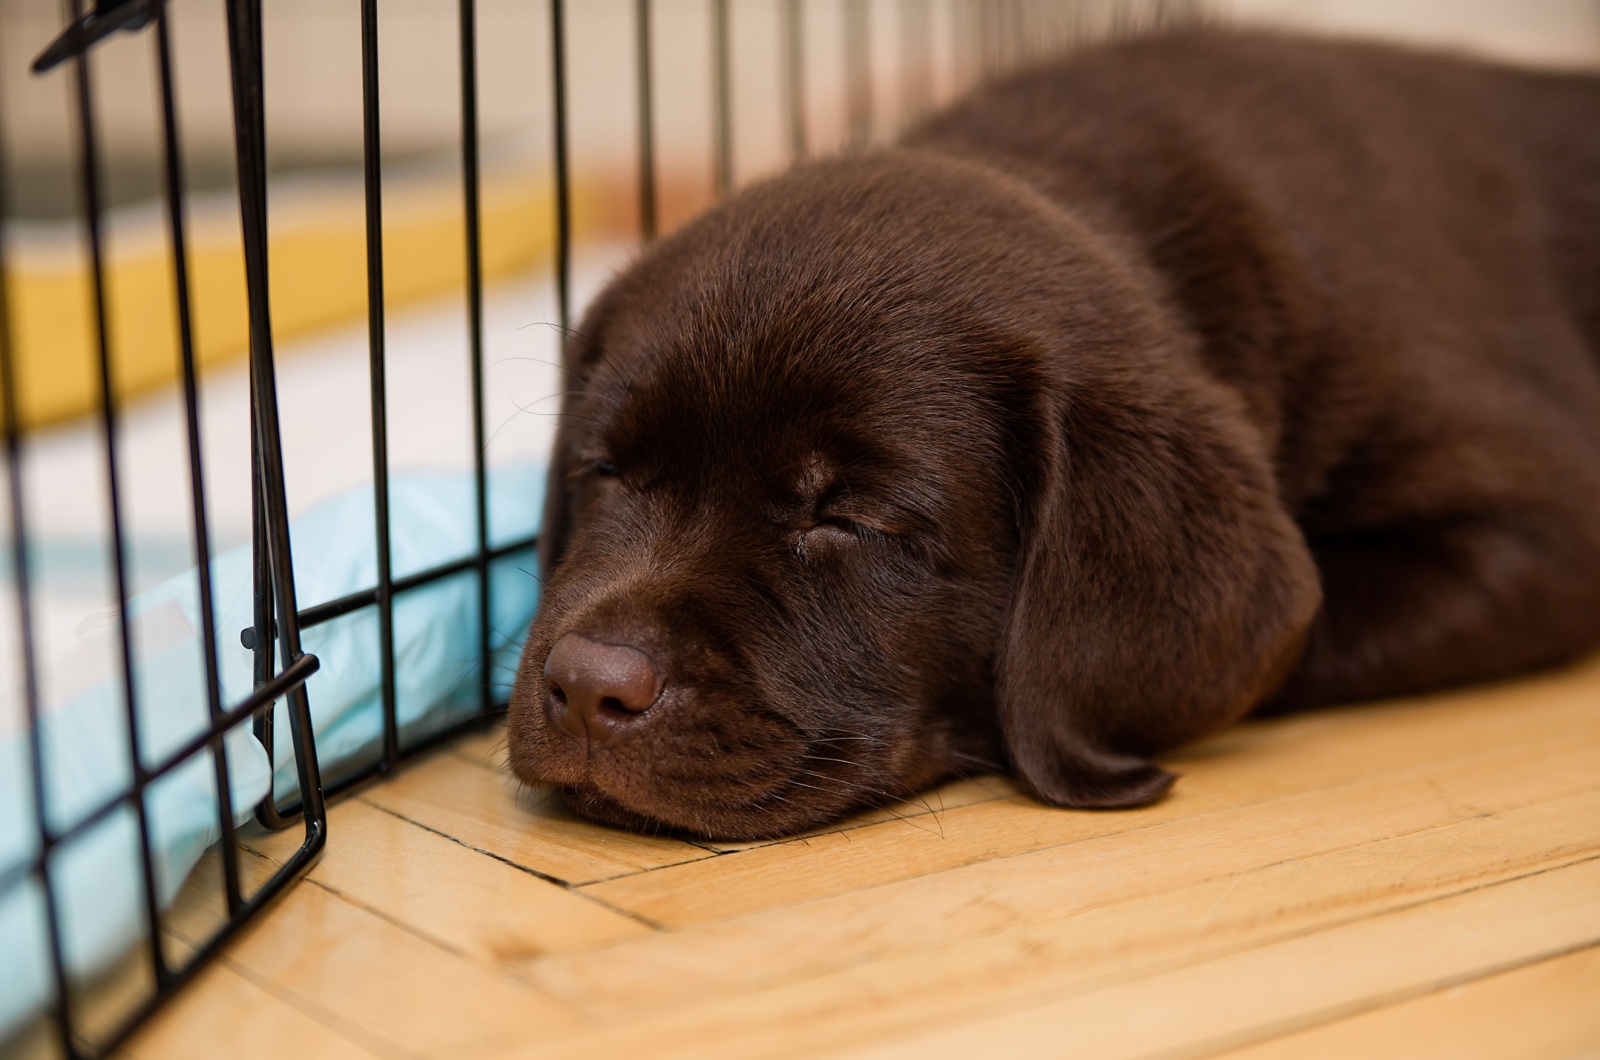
[{"left": 508, "top": 30, "right": 1600, "bottom": 840}]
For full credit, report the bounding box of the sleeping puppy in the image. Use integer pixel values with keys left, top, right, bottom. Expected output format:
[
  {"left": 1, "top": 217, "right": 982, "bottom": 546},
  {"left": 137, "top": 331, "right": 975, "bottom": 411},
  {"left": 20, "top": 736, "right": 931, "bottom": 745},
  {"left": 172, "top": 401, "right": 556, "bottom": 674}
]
[{"left": 508, "top": 30, "right": 1600, "bottom": 840}]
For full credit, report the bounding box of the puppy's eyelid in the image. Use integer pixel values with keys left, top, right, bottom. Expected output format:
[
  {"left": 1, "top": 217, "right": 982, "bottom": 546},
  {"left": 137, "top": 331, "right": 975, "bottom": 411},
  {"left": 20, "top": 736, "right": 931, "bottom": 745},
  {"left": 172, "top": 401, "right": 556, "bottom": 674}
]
[
  {"left": 806, "top": 514, "right": 894, "bottom": 543},
  {"left": 566, "top": 457, "right": 619, "bottom": 484},
  {"left": 795, "top": 520, "right": 859, "bottom": 559}
]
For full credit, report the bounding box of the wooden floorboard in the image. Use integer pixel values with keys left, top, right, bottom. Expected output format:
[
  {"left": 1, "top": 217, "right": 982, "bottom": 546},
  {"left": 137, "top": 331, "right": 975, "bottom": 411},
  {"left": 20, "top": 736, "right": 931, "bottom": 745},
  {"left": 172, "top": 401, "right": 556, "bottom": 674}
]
[
  {"left": 120, "top": 654, "right": 1600, "bottom": 1059},
  {"left": 1216, "top": 944, "right": 1600, "bottom": 1060}
]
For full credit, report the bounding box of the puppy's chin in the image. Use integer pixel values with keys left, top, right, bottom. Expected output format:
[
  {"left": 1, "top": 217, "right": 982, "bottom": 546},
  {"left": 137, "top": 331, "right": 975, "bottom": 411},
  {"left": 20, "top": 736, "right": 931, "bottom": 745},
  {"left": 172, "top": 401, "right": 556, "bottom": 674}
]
[
  {"left": 541, "top": 742, "right": 958, "bottom": 841},
  {"left": 532, "top": 754, "right": 871, "bottom": 841},
  {"left": 504, "top": 673, "right": 960, "bottom": 839},
  {"left": 555, "top": 783, "right": 828, "bottom": 842},
  {"left": 505, "top": 717, "right": 848, "bottom": 841},
  {"left": 553, "top": 785, "right": 687, "bottom": 837}
]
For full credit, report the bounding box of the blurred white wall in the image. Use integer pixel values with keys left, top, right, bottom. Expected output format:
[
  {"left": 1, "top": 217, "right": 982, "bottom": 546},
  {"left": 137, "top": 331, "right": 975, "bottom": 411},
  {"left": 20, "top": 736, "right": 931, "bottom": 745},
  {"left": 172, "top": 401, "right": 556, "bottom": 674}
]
[
  {"left": 3, "top": 0, "right": 1598, "bottom": 221},
  {"left": 1221, "top": 0, "right": 1600, "bottom": 69}
]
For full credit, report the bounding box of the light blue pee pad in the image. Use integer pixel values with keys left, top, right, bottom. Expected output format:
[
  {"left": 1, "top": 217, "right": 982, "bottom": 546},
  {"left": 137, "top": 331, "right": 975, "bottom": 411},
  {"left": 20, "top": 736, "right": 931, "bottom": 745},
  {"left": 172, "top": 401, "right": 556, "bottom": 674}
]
[{"left": 0, "top": 464, "right": 544, "bottom": 1042}]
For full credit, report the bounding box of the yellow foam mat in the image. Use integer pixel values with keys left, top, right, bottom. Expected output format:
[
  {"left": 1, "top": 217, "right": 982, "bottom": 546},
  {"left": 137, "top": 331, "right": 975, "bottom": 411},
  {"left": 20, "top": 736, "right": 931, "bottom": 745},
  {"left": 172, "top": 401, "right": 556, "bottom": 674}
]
[{"left": 0, "top": 169, "right": 597, "bottom": 432}]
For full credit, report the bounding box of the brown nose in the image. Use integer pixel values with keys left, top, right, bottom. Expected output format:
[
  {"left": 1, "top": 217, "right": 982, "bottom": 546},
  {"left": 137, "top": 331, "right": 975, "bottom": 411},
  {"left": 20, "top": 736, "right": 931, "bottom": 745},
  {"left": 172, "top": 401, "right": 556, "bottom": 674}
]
[{"left": 543, "top": 634, "right": 664, "bottom": 746}]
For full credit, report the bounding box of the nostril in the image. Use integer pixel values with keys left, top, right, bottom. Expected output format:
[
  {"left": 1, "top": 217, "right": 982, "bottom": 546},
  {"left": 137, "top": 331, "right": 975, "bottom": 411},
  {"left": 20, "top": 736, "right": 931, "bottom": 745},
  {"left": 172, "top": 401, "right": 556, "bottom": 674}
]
[
  {"left": 547, "top": 682, "right": 567, "bottom": 705},
  {"left": 598, "top": 695, "right": 632, "bottom": 716}
]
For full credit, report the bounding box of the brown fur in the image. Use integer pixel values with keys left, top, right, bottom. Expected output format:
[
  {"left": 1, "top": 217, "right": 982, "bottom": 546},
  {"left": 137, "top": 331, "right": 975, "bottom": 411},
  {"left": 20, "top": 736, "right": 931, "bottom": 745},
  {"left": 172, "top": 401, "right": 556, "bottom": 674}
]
[{"left": 507, "top": 31, "right": 1600, "bottom": 840}]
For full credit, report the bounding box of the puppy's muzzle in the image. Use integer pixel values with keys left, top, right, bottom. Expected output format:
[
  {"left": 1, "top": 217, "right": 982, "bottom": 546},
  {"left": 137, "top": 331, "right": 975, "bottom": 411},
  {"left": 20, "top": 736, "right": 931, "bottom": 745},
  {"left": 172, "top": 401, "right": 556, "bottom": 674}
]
[{"left": 543, "top": 634, "right": 664, "bottom": 747}]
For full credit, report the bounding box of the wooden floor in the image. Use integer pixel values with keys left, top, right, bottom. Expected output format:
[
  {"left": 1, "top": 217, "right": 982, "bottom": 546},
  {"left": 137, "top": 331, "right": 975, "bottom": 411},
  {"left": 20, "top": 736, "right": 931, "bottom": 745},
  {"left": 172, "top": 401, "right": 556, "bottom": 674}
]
[{"left": 120, "top": 656, "right": 1600, "bottom": 1059}]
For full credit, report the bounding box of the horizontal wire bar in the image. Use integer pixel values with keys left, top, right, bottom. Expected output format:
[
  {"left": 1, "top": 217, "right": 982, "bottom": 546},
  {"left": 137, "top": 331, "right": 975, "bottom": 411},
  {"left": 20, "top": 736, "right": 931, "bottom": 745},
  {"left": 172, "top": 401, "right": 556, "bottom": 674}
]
[
  {"left": 30, "top": 0, "right": 156, "bottom": 73},
  {"left": 251, "top": 702, "right": 505, "bottom": 821},
  {"left": 0, "top": 651, "right": 322, "bottom": 897},
  {"left": 293, "top": 533, "right": 539, "bottom": 630},
  {"left": 88, "top": 806, "right": 326, "bottom": 1060}
]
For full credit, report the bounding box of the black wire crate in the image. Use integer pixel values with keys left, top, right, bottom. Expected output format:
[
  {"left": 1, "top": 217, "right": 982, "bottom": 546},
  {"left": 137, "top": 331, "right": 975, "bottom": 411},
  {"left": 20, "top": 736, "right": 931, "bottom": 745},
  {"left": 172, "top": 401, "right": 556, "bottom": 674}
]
[
  {"left": 2, "top": 2, "right": 329, "bottom": 1056},
  {"left": 0, "top": 1, "right": 1194, "bottom": 1055}
]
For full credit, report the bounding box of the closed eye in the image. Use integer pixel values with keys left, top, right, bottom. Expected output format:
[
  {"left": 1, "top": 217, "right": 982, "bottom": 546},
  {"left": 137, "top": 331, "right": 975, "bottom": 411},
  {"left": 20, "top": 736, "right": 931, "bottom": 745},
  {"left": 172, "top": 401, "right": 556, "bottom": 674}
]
[
  {"left": 567, "top": 456, "right": 618, "bottom": 485},
  {"left": 800, "top": 515, "right": 880, "bottom": 546},
  {"left": 795, "top": 520, "right": 859, "bottom": 557},
  {"left": 815, "top": 515, "right": 862, "bottom": 535}
]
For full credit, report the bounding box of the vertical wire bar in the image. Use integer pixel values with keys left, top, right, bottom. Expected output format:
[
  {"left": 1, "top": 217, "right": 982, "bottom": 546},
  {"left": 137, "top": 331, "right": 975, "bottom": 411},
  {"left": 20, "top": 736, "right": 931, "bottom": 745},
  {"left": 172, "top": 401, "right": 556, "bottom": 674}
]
[
  {"left": 959, "top": 0, "right": 977, "bottom": 89},
  {"left": 550, "top": 0, "right": 571, "bottom": 334},
  {"left": 67, "top": 0, "right": 170, "bottom": 991},
  {"left": 1111, "top": 0, "right": 1132, "bottom": 39},
  {"left": 976, "top": 0, "right": 991, "bottom": 76},
  {"left": 976, "top": 0, "right": 994, "bottom": 82},
  {"left": 1004, "top": 0, "right": 1017, "bottom": 66},
  {"left": 1002, "top": 1, "right": 1012, "bottom": 64},
  {"left": 1040, "top": 0, "right": 1060, "bottom": 59},
  {"left": 995, "top": 0, "right": 1006, "bottom": 77},
  {"left": 359, "top": 0, "right": 399, "bottom": 772},
  {"left": 247, "top": 392, "right": 278, "bottom": 821},
  {"left": 898, "top": 0, "right": 913, "bottom": 127},
  {"left": 459, "top": 0, "right": 491, "bottom": 716},
  {"left": 898, "top": 0, "right": 932, "bottom": 128},
  {"left": 844, "top": 0, "right": 872, "bottom": 149},
  {"left": 154, "top": 1, "right": 242, "bottom": 916},
  {"left": 631, "top": 0, "right": 658, "bottom": 242},
  {"left": 782, "top": 0, "right": 806, "bottom": 163},
  {"left": 243, "top": 0, "right": 283, "bottom": 828},
  {"left": 0, "top": 71, "right": 78, "bottom": 1059},
  {"left": 711, "top": 0, "right": 732, "bottom": 196},
  {"left": 225, "top": 0, "right": 328, "bottom": 841}
]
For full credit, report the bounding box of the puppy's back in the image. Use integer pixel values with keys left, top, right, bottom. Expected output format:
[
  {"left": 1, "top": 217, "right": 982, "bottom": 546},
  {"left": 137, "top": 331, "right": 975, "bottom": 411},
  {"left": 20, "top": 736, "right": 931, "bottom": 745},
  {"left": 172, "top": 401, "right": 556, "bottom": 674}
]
[{"left": 906, "top": 31, "right": 1600, "bottom": 504}]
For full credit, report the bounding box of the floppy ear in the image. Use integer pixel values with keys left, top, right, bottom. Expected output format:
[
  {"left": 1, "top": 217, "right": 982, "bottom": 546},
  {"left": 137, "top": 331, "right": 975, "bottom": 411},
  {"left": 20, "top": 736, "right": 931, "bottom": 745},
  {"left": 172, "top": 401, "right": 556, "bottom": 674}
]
[{"left": 997, "top": 354, "right": 1320, "bottom": 809}]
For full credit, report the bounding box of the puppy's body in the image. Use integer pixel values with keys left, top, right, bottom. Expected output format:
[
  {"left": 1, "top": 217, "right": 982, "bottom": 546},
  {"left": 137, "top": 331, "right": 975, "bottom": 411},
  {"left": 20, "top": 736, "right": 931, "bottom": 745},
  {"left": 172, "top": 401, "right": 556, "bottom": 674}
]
[
  {"left": 908, "top": 32, "right": 1600, "bottom": 707},
  {"left": 511, "top": 32, "right": 1600, "bottom": 839}
]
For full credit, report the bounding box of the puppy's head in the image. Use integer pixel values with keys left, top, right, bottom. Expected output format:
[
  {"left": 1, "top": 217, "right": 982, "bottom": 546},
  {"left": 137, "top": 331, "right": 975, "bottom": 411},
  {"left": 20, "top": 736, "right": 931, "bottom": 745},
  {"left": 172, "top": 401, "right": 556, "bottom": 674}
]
[{"left": 507, "top": 152, "right": 1317, "bottom": 839}]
